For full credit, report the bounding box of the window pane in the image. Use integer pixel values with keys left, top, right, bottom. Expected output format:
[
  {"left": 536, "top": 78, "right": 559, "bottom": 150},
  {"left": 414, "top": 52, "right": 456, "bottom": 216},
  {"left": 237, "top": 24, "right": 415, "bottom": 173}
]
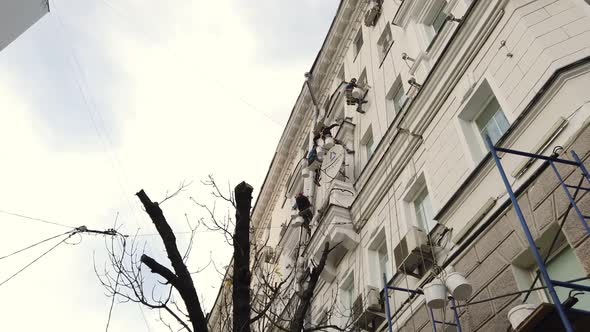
[
  {"left": 378, "top": 242, "right": 389, "bottom": 279},
  {"left": 545, "top": 247, "right": 590, "bottom": 311},
  {"left": 493, "top": 109, "right": 510, "bottom": 133},
  {"left": 393, "top": 85, "right": 406, "bottom": 113},
  {"left": 475, "top": 98, "right": 500, "bottom": 130},
  {"left": 476, "top": 98, "right": 509, "bottom": 145},
  {"left": 366, "top": 136, "right": 374, "bottom": 159},
  {"left": 355, "top": 30, "right": 364, "bottom": 55},
  {"left": 432, "top": 9, "right": 446, "bottom": 33},
  {"left": 415, "top": 189, "right": 435, "bottom": 231}
]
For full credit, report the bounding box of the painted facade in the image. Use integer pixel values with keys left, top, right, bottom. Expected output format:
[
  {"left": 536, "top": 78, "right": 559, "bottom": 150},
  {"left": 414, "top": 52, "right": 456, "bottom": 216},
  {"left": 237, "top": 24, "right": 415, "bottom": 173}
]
[{"left": 209, "top": 0, "right": 590, "bottom": 331}]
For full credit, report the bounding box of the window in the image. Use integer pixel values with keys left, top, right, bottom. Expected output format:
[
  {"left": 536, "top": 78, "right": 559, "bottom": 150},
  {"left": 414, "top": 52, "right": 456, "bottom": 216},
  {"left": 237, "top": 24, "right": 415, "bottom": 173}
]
[
  {"left": 386, "top": 76, "right": 406, "bottom": 122},
  {"left": 368, "top": 229, "right": 392, "bottom": 286},
  {"left": 340, "top": 274, "right": 355, "bottom": 312},
  {"left": 362, "top": 129, "right": 375, "bottom": 161},
  {"left": 354, "top": 29, "right": 364, "bottom": 59},
  {"left": 475, "top": 98, "right": 510, "bottom": 146},
  {"left": 414, "top": 187, "right": 436, "bottom": 232},
  {"left": 424, "top": 1, "right": 448, "bottom": 47},
  {"left": 543, "top": 246, "right": 590, "bottom": 310},
  {"left": 377, "top": 240, "right": 391, "bottom": 281},
  {"left": 377, "top": 25, "right": 393, "bottom": 60},
  {"left": 337, "top": 65, "right": 345, "bottom": 82},
  {"left": 458, "top": 80, "right": 510, "bottom": 163},
  {"left": 358, "top": 68, "right": 368, "bottom": 89},
  {"left": 516, "top": 243, "right": 590, "bottom": 311}
]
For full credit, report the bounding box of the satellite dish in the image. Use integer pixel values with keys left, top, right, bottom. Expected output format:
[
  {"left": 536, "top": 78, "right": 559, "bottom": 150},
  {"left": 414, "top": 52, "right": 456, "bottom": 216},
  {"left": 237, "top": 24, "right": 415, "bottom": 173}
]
[{"left": 320, "top": 144, "right": 345, "bottom": 185}]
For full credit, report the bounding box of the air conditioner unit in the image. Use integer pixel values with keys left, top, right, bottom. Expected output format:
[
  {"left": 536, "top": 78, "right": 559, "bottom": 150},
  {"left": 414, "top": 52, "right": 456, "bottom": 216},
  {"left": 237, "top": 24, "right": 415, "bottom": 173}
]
[
  {"left": 352, "top": 291, "right": 385, "bottom": 330},
  {"left": 393, "top": 227, "right": 428, "bottom": 273},
  {"left": 365, "top": 286, "right": 382, "bottom": 311}
]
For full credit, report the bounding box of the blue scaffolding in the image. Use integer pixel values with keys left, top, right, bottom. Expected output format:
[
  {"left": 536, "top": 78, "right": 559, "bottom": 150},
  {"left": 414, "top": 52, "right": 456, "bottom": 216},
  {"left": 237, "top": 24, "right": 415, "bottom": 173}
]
[
  {"left": 383, "top": 274, "right": 463, "bottom": 332},
  {"left": 485, "top": 135, "right": 590, "bottom": 332},
  {"left": 382, "top": 137, "right": 590, "bottom": 332}
]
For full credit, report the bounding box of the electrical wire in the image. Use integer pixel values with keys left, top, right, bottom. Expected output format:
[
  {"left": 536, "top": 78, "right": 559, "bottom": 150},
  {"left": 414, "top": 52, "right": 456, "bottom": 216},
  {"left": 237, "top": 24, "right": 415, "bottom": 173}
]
[
  {"left": 0, "top": 232, "right": 74, "bottom": 288},
  {"left": 0, "top": 231, "right": 73, "bottom": 260},
  {"left": 50, "top": 0, "right": 145, "bottom": 230},
  {"left": 96, "top": 0, "right": 283, "bottom": 128},
  {"left": 0, "top": 209, "right": 76, "bottom": 229}
]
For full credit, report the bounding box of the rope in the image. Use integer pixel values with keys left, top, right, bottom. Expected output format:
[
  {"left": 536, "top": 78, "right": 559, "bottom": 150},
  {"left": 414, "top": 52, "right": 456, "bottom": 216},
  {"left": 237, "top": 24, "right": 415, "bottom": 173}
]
[
  {"left": 0, "top": 231, "right": 73, "bottom": 260},
  {"left": 0, "top": 232, "right": 74, "bottom": 288},
  {"left": 0, "top": 209, "right": 75, "bottom": 229}
]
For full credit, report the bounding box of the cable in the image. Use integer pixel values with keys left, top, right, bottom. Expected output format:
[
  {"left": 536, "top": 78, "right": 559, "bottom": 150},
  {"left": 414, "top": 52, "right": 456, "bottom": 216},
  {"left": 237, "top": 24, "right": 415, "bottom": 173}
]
[
  {"left": 105, "top": 237, "right": 126, "bottom": 332},
  {"left": 0, "top": 232, "right": 74, "bottom": 288},
  {"left": 96, "top": 0, "right": 283, "bottom": 128},
  {"left": 138, "top": 304, "right": 152, "bottom": 332},
  {"left": 50, "top": 0, "right": 145, "bottom": 230},
  {"left": 0, "top": 209, "right": 75, "bottom": 229},
  {"left": 0, "top": 231, "right": 73, "bottom": 260}
]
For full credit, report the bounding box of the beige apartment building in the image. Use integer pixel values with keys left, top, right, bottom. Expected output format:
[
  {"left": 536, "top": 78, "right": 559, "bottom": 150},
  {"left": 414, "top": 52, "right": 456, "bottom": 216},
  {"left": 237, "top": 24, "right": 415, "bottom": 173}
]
[{"left": 208, "top": 0, "right": 590, "bottom": 331}]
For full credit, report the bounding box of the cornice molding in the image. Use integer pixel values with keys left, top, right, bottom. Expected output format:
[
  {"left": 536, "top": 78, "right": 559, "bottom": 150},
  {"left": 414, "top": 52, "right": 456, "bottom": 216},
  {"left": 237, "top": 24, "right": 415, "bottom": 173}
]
[{"left": 251, "top": 0, "right": 367, "bottom": 235}]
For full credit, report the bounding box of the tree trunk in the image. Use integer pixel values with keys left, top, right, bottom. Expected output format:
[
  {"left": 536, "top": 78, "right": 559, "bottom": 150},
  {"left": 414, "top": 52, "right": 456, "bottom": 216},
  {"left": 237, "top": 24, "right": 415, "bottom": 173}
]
[
  {"left": 136, "top": 189, "right": 208, "bottom": 332},
  {"left": 289, "top": 242, "right": 331, "bottom": 332},
  {"left": 233, "top": 182, "right": 254, "bottom": 332}
]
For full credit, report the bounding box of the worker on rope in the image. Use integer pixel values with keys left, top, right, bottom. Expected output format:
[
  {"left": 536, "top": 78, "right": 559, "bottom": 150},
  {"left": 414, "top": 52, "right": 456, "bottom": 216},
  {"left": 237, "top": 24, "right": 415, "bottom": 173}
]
[
  {"left": 293, "top": 192, "right": 313, "bottom": 239},
  {"left": 344, "top": 78, "right": 368, "bottom": 113}
]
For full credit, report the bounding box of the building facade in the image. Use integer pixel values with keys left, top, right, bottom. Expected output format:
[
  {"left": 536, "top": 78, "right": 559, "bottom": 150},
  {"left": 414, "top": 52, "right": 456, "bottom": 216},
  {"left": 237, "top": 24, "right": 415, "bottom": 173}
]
[
  {"left": 209, "top": 0, "right": 590, "bottom": 331},
  {"left": 0, "top": 0, "right": 49, "bottom": 52}
]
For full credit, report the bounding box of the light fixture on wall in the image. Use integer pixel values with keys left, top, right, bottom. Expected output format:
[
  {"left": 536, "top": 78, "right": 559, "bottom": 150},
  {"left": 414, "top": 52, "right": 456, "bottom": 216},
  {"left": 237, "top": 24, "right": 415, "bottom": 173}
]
[
  {"left": 408, "top": 77, "right": 422, "bottom": 89},
  {"left": 499, "top": 40, "right": 514, "bottom": 58},
  {"left": 446, "top": 14, "right": 462, "bottom": 23},
  {"left": 401, "top": 52, "right": 415, "bottom": 62}
]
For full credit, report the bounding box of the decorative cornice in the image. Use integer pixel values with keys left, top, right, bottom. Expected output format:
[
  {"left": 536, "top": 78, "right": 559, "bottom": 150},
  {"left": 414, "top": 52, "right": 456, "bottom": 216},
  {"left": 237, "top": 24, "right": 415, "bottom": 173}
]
[{"left": 251, "top": 0, "right": 367, "bottom": 234}]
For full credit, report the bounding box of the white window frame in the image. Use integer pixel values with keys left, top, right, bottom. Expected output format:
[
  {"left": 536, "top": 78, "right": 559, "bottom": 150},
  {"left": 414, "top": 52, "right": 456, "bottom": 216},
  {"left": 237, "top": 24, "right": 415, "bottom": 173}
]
[
  {"left": 354, "top": 28, "right": 364, "bottom": 59},
  {"left": 402, "top": 173, "right": 437, "bottom": 234},
  {"left": 361, "top": 126, "right": 375, "bottom": 165},
  {"left": 418, "top": 0, "right": 449, "bottom": 50},
  {"left": 456, "top": 79, "right": 511, "bottom": 166},
  {"left": 386, "top": 75, "right": 407, "bottom": 123},
  {"left": 368, "top": 228, "right": 393, "bottom": 287},
  {"left": 339, "top": 271, "right": 355, "bottom": 314},
  {"left": 377, "top": 25, "right": 393, "bottom": 60},
  {"left": 512, "top": 233, "right": 590, "bottom": 311},
  {"left": 413, "top": 187, "right": 436, "bottom": 232}
]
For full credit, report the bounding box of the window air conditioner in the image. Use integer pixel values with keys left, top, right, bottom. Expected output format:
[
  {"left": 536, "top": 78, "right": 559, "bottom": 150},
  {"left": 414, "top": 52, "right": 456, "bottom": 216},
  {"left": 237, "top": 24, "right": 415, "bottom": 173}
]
[
  {"left": 365, "top": 286, "right": 382, "bottom": 311},
  {"left": 393, "top": 227, "right": 428, "bottom": 273}
]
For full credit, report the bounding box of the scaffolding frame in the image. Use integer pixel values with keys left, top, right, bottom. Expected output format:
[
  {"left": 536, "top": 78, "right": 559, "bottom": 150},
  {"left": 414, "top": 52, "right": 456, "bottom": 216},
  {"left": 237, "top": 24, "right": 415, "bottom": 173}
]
[
  {"left": 383, "top": 274, "right": 463, "bottom": 332},
  {"left": 485, "top": 135, "right": 590, "bottom": 332}
]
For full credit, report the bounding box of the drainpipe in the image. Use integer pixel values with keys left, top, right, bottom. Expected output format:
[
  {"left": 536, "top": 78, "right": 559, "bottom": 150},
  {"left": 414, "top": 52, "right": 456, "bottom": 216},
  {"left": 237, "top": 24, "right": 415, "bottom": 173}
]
[{"left": 304, "top": 72, "right": 320, "bottom": 199}]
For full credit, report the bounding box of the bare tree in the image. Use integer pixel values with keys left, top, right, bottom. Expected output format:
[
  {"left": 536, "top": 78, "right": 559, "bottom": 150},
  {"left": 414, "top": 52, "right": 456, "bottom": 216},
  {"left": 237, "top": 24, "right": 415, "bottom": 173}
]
[{"left": 97, "top": 179, "right": 352, "bottom": 332}]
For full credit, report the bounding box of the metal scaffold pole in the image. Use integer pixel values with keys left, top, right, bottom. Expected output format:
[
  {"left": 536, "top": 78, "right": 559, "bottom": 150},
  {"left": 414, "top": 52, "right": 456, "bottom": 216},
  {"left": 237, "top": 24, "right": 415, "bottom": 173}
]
[{"left": 484, "top": 135, "right": 582, "bottom": 332}]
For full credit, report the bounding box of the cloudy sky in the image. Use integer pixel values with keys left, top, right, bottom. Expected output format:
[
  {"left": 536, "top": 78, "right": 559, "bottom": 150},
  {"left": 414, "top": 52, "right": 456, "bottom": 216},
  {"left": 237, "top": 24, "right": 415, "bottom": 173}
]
[{"left": 0, "top": 1, "right": 337, "bottom": 330}]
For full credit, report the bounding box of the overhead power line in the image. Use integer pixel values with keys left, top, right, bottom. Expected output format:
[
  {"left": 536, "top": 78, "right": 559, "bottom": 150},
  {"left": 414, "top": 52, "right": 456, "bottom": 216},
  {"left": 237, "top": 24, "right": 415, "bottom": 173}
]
[
  {"left": 0, "top": 231, "right": 73, "bottom": 260},
  {"left": 0, "top": 232, "right": 74, "bottom": 288},
  {"left": 0, "top": 209, "right": 76, "bottom": 229}
]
